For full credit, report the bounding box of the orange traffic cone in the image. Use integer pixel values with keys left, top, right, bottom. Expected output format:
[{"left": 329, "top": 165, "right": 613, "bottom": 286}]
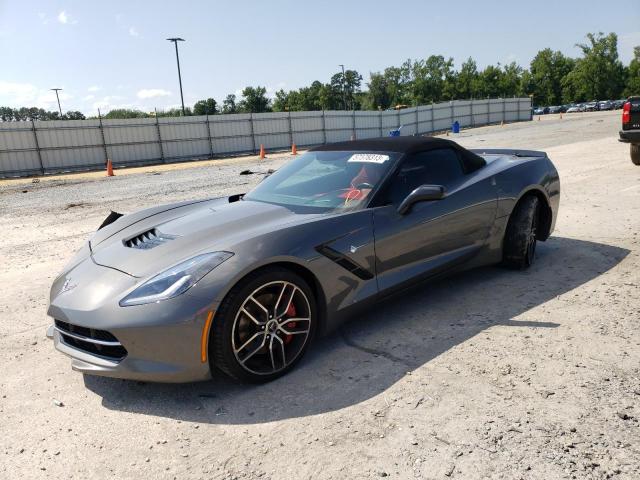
[
  {"left": 500, "top": 120, "right": 504, "bottom": 127},
  {"left": 106, "top": 159, "right": 114, "bottom": 177},
  {"left": 259, "top": 144, "right": 266, "bottom": 159},
  {"left": 538, "top": 116, "right": 541, "bottom": 121},
  {"left": 560, "top": 113, "right": 563, "bottom": 119},
  {"left": 291, "top": 143, "right": 297, "bottom": 155}
]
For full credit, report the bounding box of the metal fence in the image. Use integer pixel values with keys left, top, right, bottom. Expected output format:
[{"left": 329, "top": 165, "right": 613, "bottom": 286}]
[{"left": 0, "top": 97, "right": 531, "bottom": 178}]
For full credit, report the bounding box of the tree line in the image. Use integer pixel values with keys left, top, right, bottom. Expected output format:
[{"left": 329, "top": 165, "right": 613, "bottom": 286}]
[
  {"left": 1, "top": 32, "right": 638, "bottom": 121},
  {"left": 0, "top": 107, "right": 86, "bottom": 122}
]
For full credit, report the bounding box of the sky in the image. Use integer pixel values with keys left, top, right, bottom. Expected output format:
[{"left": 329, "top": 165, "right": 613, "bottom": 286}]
[{"left": 0, "top": 0, "right": 639, "bottom": 115}]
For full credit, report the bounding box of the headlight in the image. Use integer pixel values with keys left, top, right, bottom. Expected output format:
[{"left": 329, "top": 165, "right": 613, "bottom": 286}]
[{"left": 119, "top": 252, "right": 233, "bottom": 307}]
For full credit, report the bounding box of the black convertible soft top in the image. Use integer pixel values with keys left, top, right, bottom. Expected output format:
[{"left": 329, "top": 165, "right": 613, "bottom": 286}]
[{"left": 311, "top": 136, "right": 486, "bottom": 173}]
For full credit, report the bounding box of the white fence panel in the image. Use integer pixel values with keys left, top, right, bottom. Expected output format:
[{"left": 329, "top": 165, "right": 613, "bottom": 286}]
[
  {"left": 0, "top": 98, "right": 532, "bottom": 177},
  {"left": 291, "top": 112, "right": 324, "bottom": 146}
]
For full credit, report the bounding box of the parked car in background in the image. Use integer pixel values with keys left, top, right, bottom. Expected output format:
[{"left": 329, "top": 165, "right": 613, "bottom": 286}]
[
  {"left": 599, "top": 101, "right": 613, "bottom": 111},
  {"left": 534, "top": 106, "right": 549, "bottom": 115},
  {"left": 613, "top": 99, "right": 626, "bottom": 109},
  {"left": 566, "top": 104, "right": 583, "bottom": 113},
  {"left": 584, "top": 102, "right": 599, "bottom": 112},
  {"left": 619, "top": 96, "right": 640, "bottom": 165},
  {"left": 548, "top": 106, "right": 562, "bottom": 114}
]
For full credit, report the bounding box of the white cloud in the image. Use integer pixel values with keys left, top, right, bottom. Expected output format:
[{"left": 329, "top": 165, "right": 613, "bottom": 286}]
[
  {"left": 38, "top": 12, "right": 50, "bottom": 25},
  {"left": 619, "top": 32, "right": 640, "bottom": 64},
  {"left": 57, "top": 11, "right": 77, "bottom": 25},
  {"left": 91, "top": 96, "right": 133, "bottom": 113},
  {"left": 266, "top": 82, "right": 287, "bottom": 98},
  {"left": 0, "top": 82, "right": 73, "bottom": 109},
  {"left": 0, "top": 81, "right": 39, "bottom": 105},
  {"left": 87, "top": 85, "right": 101, "bottom": 92},
  {"left": 137, "top": 89, "right": 171, "bottom": 99},
  {"left": 83, "top": 94, "right": 95, "bottom": 101},
  {"left": 129, "top": 27, "right": 139, "bottom": 37}
]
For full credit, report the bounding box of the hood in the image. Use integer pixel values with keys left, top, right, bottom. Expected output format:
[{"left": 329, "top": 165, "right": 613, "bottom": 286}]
[{"left": 90, "top": 198, "right": 315, "bottom": 278}]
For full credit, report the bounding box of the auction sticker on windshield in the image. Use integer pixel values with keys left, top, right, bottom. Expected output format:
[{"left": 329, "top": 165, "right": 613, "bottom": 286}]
[{"left": 348, "top": 153, "right": 390, "bottom": 164}]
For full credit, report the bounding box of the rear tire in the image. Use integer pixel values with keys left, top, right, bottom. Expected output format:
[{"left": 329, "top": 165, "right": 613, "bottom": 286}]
[
  {"left": 210, "top": 267, "right": 317, "bottom": 383},
  {"left": 631, "top": 144, "right": 640, "bottom": 166},
  {"left": 502, "top": 195, "right": 539, "bottom": 269}
]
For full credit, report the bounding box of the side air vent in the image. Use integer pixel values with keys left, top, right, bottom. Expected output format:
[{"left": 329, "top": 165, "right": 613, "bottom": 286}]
[
  {"left": 124, "top": 229, "right": 176, "bottom": 250},
  {"left": 315, "top": 245, "right": 374, "bottom": 280}
]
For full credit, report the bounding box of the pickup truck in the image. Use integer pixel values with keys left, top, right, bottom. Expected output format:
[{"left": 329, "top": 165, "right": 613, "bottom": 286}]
[{"left": 619, "top": 96, "right": 640, "bottom": 166}]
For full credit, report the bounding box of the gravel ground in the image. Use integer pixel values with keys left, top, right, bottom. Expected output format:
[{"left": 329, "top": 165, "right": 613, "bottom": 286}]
[{"left": 1, "top": 110, "right": 639, "bottom": 479}]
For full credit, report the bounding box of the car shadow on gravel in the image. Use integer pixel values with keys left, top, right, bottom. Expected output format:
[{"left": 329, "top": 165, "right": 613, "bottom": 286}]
[{"left": 84, "top": 236, "right": 629, "bottom": 424}]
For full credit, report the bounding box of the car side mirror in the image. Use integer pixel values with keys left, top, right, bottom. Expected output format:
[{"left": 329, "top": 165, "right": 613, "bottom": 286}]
[{"left": 397, "top": 184, "right": 445, "bottom": 215}]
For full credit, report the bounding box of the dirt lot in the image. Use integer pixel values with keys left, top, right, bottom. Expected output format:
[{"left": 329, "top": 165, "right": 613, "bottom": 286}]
[{"left": 1, "top": 111, "right": 638, "bottom": 479}]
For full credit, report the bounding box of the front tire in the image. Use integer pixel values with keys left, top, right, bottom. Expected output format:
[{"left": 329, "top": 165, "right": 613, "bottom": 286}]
[
  {"left": 502, "top": 195, "right": 539, "bottom": 269},
  {"left": 210, "top": 267, "right": 317, "bottom": 383},
  {"left": 631, "top": 144, "right": 640, "bottom": 166}
]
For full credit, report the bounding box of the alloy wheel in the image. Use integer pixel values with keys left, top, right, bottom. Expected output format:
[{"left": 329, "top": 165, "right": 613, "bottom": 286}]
[{"left": 231, "top": 281, "right": 312, "bottom": 375}]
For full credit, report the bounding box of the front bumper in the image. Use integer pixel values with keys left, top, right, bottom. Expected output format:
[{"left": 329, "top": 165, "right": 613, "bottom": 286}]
[
  {"left": 47, "top": 257, "right": 216, "bottom": 383},
  {"left": 619, "top": 129, "right": 640, "bottom": 144}
]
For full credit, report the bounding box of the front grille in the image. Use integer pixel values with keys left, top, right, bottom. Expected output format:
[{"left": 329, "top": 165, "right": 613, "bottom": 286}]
[
  {"left": 55, "top": 320, "right": 127, "bottom": 361},
  {"left": 124, "top": 228, "right": 176, "bottom": 250}
]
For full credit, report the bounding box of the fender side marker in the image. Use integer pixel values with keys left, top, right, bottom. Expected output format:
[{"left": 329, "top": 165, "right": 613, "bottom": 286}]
[{"left": 201, "top": 311, "right": 215, "bottom": 363}]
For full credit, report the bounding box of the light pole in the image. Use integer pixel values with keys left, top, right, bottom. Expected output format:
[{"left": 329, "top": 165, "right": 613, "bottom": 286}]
[
  {"left": 167, "top": 37, "right": 186, "bottom": 115},
  {"left": 339, "top": 64, "right": 347, "bottom": 110},
  {"left": 51, "top": 88, "right": 63, "bottom": 116}
]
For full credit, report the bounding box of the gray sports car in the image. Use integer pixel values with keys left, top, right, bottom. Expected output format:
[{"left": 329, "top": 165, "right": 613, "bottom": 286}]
[{"left": 47, "top": 137, "right": 560, "bottom": 383}]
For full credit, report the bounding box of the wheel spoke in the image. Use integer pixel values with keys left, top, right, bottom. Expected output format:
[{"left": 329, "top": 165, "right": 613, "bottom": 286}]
[
  {"left": 240, "top": 307, "right": 264, "bottom": 326},
  {"left": 275, "top": 284, "right": 297, "bottom": 319},
  {"left": 268, "top": 336, "right": 276, "bottom": 371},
  {"left": 273, "top": 283, "right": 289, "bottom": 317},
  {"left": 248, "top": 296, "right": 269, "bottom": 317},
  {"left": 239, "top": 338, "right": 266, "bottom": 366},
  {"left": 234, "top": 331, "right": 263, "bottom": 356},
  {"left": 273, "top": 334, "right": 286, "bottom": 368},
  {"left": 278, "top": 317, "right": 311, "bottom": 336}
]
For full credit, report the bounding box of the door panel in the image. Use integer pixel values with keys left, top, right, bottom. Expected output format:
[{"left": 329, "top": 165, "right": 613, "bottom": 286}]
[{"left": 373, "top": 173, "right": 497, "bottom": 292}]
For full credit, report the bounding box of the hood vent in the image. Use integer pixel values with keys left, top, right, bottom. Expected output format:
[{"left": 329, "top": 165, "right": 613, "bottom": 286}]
[{"left": 124, "top": 229, "right": 176, "bottom": 250}]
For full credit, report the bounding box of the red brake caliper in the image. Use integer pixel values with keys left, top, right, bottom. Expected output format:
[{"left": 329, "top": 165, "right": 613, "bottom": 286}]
[{"left": 284, "top": 302, "right": 297, "bottom": 345}]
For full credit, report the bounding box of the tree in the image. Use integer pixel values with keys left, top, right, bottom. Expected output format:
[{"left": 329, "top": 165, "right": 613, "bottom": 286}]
[
  {"left": 563, "top": 32, "right": 625, "bottom": 101},
  {"left": 238, "top": 86, "right": 271, "bottom": 113},
  {"left": 272, "top": 89, "right": 290, "bottom": 112},
  {"left": 478, "top": 65, "right": 504, "bottom": 98},
  {"left": 367, "top": 72, "right": 392, "bottom": 110},
  {"left": 327, "top": 69, "right": 363, "bottom": 110},
  {"left": 0, "top": 106, "right": 13, "bottom": 121},
  {"left": 500, "top": 62, "right": 525, "bottom": 97},
  {"left": 529, "top": 48, "right": 575, "bottom": 105},
  {"left": 104, "top": 109, "right": 150, "bottom": 119},
  {"left": 624, "top": 46, "right": 640, "bottom": 97},
  {"left": 64, "top": 111, "right": 86, "bottom": 120},
  {"left": 222, "top": 94, "right": 238, "bottom": 114},
  {"left": 157, "top": 107, "right": 192, "bottom": 117},
  {"left": 455, "top": 58, "right": 480, "bottom": 99},
  {"left": 410, "top": 55, "right": 455, "bottom": 104},
  {"left": 193, "top": 98, "right": 218, "bottom": 115}
]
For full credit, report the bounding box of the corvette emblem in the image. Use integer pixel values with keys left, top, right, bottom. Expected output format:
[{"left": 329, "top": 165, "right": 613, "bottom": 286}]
[{"left": 60, "top": 278, "right": 77, "bottom": 295}]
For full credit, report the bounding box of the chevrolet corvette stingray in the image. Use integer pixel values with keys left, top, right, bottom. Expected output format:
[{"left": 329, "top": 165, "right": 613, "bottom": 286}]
[{"left": 47, "top": 136, "right": 560, "bottom": 383}]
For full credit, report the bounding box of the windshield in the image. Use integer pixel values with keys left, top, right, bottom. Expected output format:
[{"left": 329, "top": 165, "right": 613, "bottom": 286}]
[{"left": 244, "top": 150, "right": 400, "bottom": 212}]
